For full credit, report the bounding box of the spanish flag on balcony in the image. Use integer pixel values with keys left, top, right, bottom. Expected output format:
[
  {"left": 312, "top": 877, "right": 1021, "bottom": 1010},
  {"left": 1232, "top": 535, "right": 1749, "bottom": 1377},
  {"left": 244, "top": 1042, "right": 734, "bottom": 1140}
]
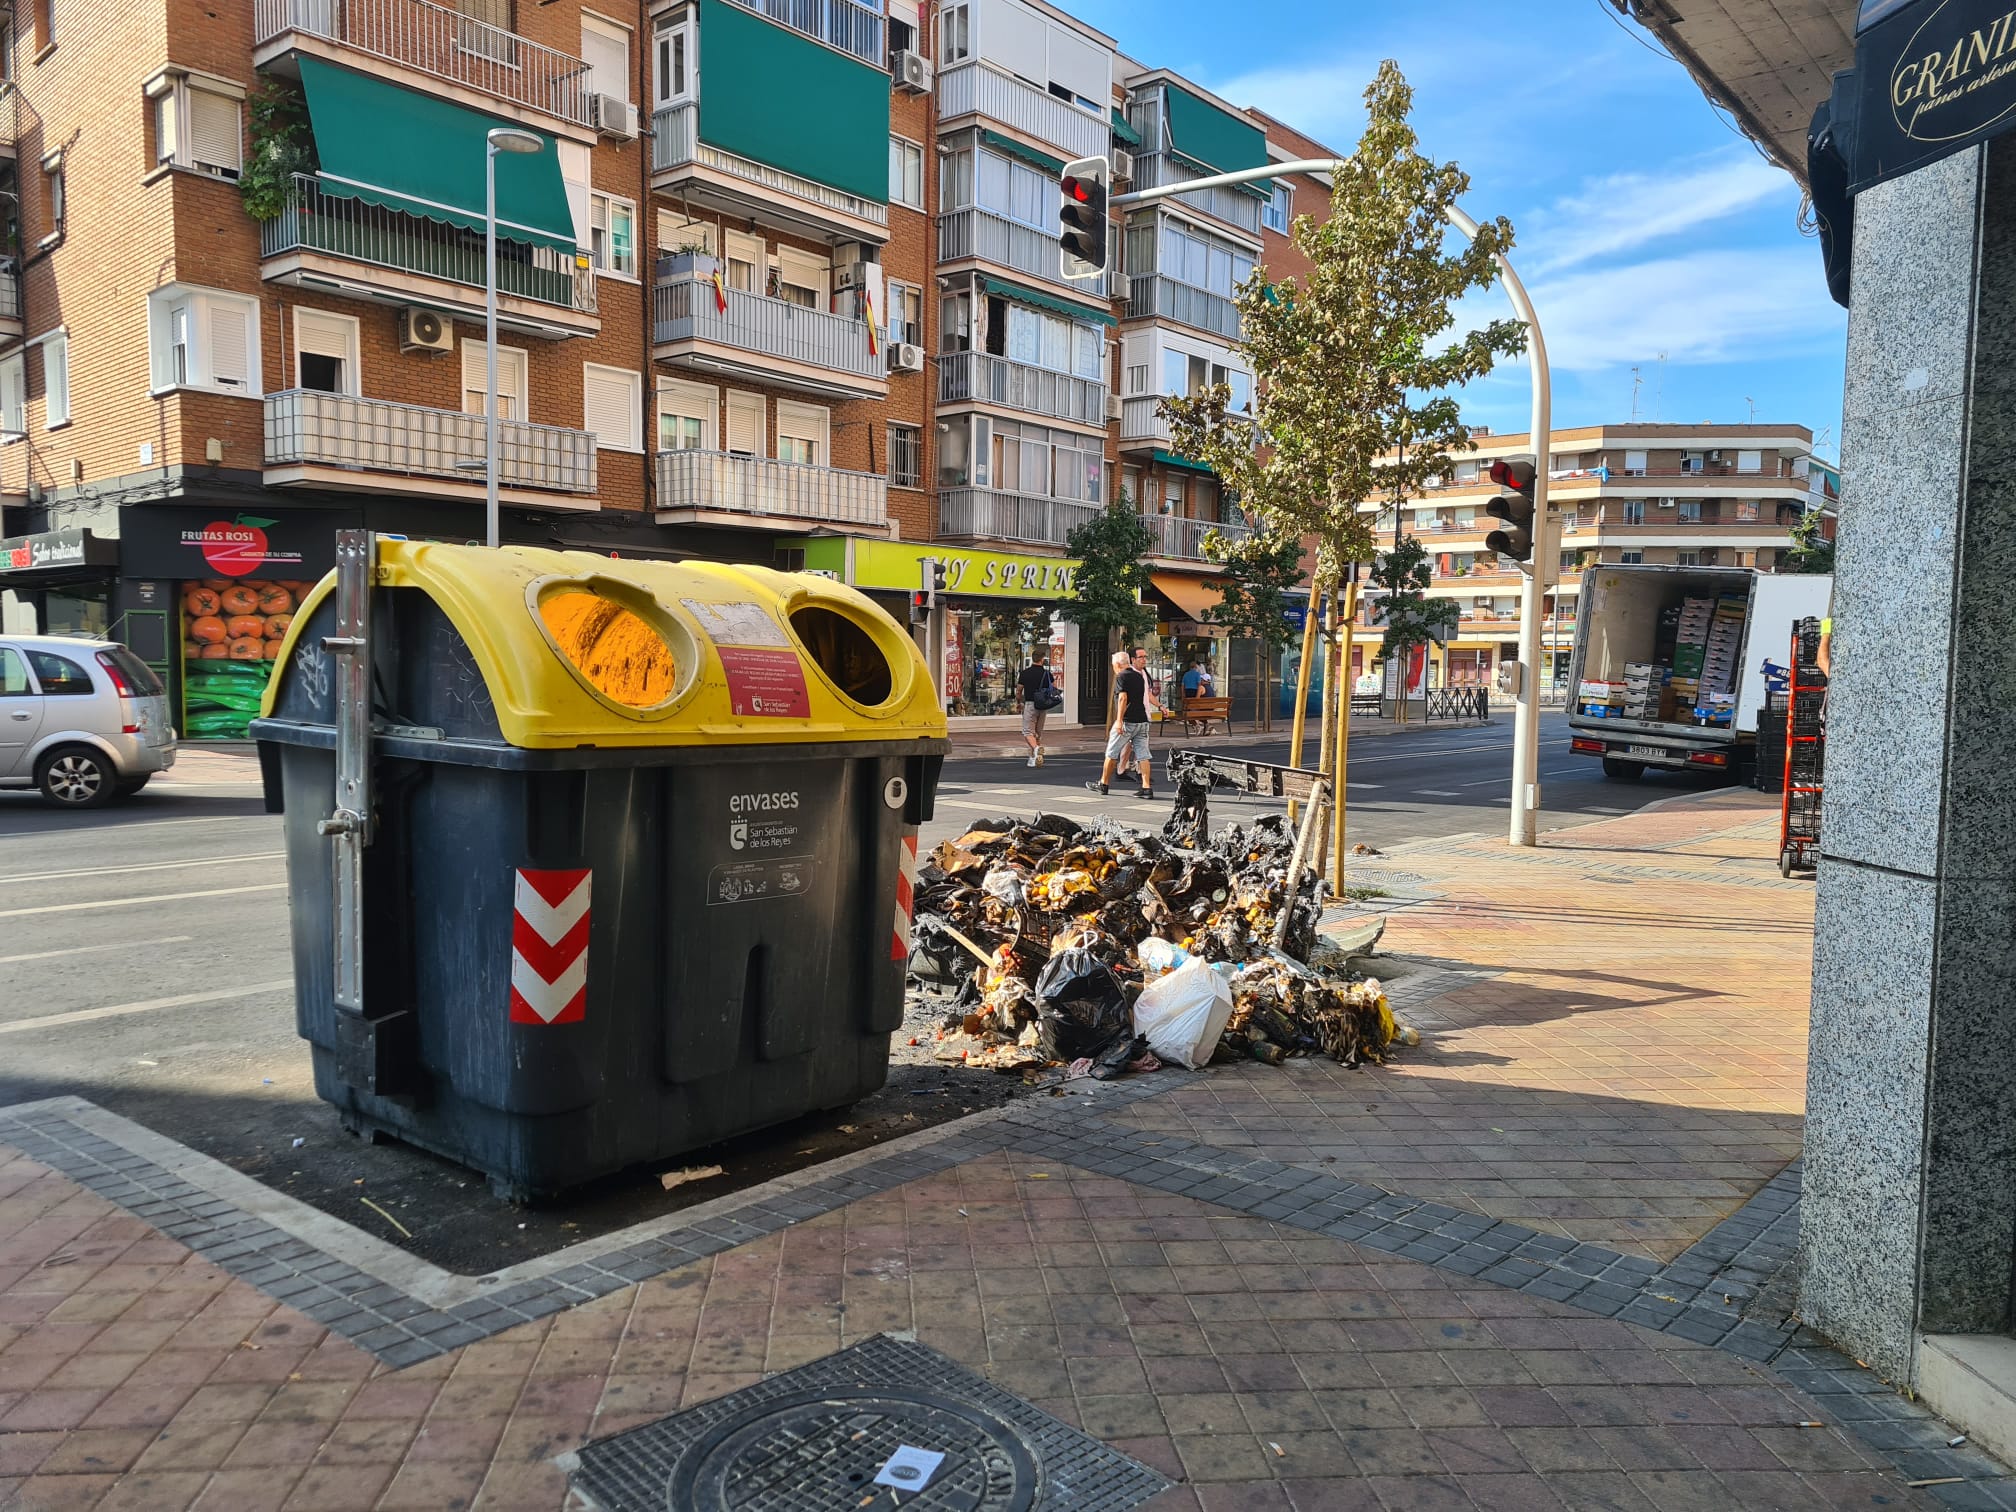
[
  {"left": 861, "top": 285, "right": 879, "bottom": 358},
  {"left": 711, "top": 266, "right": 728, "bottom": 315}
]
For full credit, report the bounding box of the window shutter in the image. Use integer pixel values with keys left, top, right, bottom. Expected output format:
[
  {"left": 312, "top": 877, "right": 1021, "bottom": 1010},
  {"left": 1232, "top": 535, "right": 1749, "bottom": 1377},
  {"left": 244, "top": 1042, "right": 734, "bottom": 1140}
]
[
  {"left": 775, "top": 400, "right": 828, "bottom": 449},
  {"left": 581, "top": 21, "right": 628, "bottom": 100},
  {"left": 189, "top": 90, "right": 241, "bottom": 174},
  {"left": 296, "top": 310, "right": 351, "bottom": 359},
  {"left": 583, "top": 365, "right": 638, "bottom": 451},
  {"left": 725, "top": 391, "right": 763, "bottom": 454},
  {"left": 461, "top": 340, "right": 485, "bottom": 400},
  {"left": 209, "top": 303, "right": 249, "bottom": 388}
]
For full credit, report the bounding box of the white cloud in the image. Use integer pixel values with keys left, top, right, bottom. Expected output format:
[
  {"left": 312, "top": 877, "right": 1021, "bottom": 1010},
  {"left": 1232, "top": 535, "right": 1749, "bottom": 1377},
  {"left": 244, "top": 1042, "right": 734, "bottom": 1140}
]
[
  {"left": 1519, "top": 152, "right": 1797, "bottom": 275},
  {"left": 1509, "top": 248, "right": 1844, "bottom": 373}
]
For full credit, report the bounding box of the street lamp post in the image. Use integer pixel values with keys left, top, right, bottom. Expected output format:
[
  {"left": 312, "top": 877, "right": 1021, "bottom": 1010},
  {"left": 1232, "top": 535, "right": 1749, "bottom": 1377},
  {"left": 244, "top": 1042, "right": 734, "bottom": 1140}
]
[{"left": 484, "top": 127, "right": 544, "bottom": 550}]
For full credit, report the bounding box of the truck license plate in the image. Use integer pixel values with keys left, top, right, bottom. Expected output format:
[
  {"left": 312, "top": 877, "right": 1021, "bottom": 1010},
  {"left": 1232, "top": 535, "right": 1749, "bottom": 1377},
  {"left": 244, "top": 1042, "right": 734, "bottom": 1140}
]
[{"left": 1625, "top": 744, "right": 1666, "bottom": 760}]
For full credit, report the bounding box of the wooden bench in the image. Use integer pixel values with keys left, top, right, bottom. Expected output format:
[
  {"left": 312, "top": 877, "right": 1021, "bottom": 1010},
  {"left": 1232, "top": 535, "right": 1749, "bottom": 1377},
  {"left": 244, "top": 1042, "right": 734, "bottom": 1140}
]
[{"left": 1178, "top": 695, "right": 1232, "bottom": 735}]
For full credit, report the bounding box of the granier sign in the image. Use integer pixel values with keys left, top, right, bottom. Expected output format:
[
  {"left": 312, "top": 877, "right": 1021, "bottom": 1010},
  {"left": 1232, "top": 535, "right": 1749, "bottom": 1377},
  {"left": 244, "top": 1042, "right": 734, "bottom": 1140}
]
[{"left": 1853, "top": 0, "right": 2016, "bottom": 189}]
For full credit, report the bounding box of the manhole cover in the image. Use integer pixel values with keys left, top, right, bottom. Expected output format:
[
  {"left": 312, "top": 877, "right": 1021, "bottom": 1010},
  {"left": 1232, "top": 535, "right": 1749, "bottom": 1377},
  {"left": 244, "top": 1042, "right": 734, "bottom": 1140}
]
[{"left": 563, "top": 1334, "right": 1167, "bottom": 1512}]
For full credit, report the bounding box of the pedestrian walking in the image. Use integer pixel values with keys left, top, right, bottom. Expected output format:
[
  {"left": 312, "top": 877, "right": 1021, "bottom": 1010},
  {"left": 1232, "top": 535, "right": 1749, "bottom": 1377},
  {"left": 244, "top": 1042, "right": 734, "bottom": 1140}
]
[
  {"left": 1089, "top": 649, "right": 1153, "bottom": 800},
  {"left": 1115, "top": 646, "right": 1160, "bottom": 780},
  {"left": 1016, "top": 652, "right": 1056, "bottom": 766}
]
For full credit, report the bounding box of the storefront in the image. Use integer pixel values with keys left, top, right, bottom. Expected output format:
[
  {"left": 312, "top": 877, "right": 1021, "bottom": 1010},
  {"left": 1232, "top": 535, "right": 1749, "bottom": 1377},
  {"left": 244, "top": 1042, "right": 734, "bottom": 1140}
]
[
  {"left": 0, "top": 528, "right": 122, "bottom": 639},
  {"left": 790, "top": 537, "right": 1082, "bottom": 723}
]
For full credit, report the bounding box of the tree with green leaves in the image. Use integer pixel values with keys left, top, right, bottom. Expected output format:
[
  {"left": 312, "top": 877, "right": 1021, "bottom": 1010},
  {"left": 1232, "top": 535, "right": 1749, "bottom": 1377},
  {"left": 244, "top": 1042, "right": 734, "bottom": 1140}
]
[
  {"left": 1200, "top": 527, "right": 1305, "bottom": 728},
  {"left": 1061, "top": 494, "right": 1158, "bottom": 647},
  {"left": 1783, "top": 507, "right": 1836, "bottom": 574},
  {"left": 1369, "top": 534, "right": 1457, "bottom": 692}
]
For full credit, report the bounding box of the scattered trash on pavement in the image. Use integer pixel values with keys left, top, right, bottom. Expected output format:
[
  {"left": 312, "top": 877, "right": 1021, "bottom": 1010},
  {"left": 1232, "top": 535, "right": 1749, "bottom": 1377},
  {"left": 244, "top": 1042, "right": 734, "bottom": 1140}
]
[
  {"left": 903, "top": 810, "right": 1410, "bottom": 1080},
  {"left": 658, "top": 1164, "right": 724, "bottom": 1192}
]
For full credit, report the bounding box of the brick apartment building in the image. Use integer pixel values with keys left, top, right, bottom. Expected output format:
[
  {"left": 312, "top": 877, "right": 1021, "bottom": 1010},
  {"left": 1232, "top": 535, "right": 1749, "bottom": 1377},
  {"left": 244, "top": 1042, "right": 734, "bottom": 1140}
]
[{"left": 1354, "top": 424, "right": 1838, "bottom": 696}]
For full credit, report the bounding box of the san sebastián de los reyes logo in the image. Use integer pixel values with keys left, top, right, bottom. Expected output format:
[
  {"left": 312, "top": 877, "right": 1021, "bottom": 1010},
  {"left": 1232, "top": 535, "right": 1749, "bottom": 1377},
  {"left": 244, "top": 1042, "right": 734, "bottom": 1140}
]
[{"left": 1890, "top": 2, "right": 2016, "bottom": 143}]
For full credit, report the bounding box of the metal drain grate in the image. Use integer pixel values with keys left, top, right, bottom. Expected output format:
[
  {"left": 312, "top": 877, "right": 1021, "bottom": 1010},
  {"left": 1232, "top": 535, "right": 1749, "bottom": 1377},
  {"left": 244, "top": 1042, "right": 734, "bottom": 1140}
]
[{"left": 561, "top": 1334, "right": 1169, "bottom": 1512}]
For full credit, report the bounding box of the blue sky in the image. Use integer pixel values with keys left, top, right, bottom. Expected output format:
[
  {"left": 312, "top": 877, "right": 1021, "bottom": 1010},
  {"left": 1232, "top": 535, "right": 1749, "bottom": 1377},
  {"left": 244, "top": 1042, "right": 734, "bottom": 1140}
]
[{"left": 1075, "top": 0, "right": 1847, "bottom": 457}]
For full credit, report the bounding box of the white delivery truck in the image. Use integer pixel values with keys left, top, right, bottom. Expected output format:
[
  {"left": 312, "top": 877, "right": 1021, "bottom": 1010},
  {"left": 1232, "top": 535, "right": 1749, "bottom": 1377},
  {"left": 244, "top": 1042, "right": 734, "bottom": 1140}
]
[{"left": 1565, "top": 564, "right": 1832, "bottom": 782}]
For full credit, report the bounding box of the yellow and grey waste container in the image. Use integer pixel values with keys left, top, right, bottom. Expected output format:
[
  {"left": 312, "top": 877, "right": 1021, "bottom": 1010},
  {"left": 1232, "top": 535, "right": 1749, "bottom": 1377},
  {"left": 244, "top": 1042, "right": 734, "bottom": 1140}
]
[{"left": 253, "top": 536, "right": 946, "bottom": 1199}]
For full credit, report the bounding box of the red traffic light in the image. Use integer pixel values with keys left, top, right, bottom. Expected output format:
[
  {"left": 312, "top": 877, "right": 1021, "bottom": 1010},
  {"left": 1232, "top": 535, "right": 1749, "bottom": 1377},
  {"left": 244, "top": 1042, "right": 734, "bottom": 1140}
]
[
  {"left": 1487, "top": 458, "right": 1536, "bottom": 490},
  {"left": 1062, "top": 176, "right": 1091, "bottom": 203}
]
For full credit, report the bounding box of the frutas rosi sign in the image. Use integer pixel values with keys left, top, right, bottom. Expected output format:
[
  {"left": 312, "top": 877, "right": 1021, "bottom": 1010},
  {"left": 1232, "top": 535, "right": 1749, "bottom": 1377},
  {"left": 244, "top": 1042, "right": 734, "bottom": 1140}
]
[
  {"left": 176, "top": 514, "right": 305, "bottom": 575},
  {"left": 1854, "top": 0, "right": 2016, "bottom": 189}
]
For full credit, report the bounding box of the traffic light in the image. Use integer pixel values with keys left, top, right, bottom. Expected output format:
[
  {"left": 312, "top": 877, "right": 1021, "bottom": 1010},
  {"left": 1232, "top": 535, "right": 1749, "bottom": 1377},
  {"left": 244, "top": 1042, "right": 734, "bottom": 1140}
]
[
  {"left": 1058, "top": 156, "right": 1109, "bottom": 281},
  {"left": 1483, "top": 458, "right": 1537, "bottom": 562},
  {"left": 909, "top": 591, "right": 931, "bottom": 627},
  {"left": 930, "top": 559, "right": 948, "bottom": 593}
]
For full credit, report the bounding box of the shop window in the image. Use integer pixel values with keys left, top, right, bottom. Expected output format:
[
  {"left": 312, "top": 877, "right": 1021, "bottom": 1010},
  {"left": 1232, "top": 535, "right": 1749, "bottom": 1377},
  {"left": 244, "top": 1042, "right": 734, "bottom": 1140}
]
[
  {"left": 943, "top": 605, "right": 1052, "bottom": 717},
  {"left": 294, "top": 308, "right": 360, "bottom": 396}
]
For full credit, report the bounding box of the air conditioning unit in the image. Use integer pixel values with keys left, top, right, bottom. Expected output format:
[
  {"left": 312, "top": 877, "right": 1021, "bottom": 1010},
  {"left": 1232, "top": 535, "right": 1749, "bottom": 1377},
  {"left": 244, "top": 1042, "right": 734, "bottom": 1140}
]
[
  {"left": 1104, "top": 394, "right": 1122, "bottom": 421},
  {"left": 889, "top": 342, "right": 924, "bottom": 374},
  {"left": 892, "top": 49, "right": 932, "bottom": 93},
  {"left": 591, "top": 94, "right": 639, "bottom": 139},
  {"left": 1110, "top": 148, "right": 1134, "bottom": 180},
  {"left": 398, "top": 307, "right": 453, "bottom": 354},
  {"left": 835, "top": 261, "right": 875, "bottom": 291},
  {"left": 1658, "top": 497, "right": 1677, "bottom": 509}
]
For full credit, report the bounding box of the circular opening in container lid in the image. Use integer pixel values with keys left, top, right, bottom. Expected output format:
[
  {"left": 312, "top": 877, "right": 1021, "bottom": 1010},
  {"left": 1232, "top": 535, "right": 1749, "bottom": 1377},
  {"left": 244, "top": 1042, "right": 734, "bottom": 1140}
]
[
  {"left": 788, "top": 602, "right": 902, "bottom": 711},
  {"left": 531, "top": 577, "right": 698, "bottom": 715}
]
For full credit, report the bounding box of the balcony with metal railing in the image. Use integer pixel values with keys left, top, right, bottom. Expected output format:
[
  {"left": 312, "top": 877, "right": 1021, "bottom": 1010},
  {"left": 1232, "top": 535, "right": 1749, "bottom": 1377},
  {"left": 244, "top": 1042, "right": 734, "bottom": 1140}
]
[
  {"left": 652, "top": 273, "right": 883, "bottom": 397},
  {"left": 938, "top": 351, "right": 1105, "bottom": 428},
  {"left": 253, "top": 0, "right": 594, "bottom": 127},
  {"left": 937, "top": 487, "right": 1100, "bottom": 549},
  {"left": 938, "top": 209, "right": 1091, "bottom": 294},
  {"left": 1141, "top": 512, "right": 1250, "bottom": 560},
  {"left": 264, "top": 389, "right": 598, "bottom": 497},
  {"left": 1126, "top": 275, "right": 1240, "bottom": 340},
  {"left": 651, "top": 106, "right": 888, "bottom": 236},
  {"left": 723, "top": 0, "right": 883, "bottom": 67},
  {"left": 260, "top": 175, "right": 597, "bottom": 324},
  {"left": 1119, "top": 394, "right": 1255, "bottom": 453},
  {"left": 655, "top": 448, "right": 887, "bottom": 527},
  {"left": 936, "top": 62, "right": 1109, "bottom": 161},
  {"left": 1128, "top": 151, "right": 1265, "bottom": 236}
]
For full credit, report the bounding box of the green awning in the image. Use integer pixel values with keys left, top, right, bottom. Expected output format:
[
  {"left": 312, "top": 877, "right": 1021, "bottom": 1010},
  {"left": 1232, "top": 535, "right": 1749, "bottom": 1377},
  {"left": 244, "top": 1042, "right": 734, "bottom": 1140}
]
[
  {"left": 980, "top": 128, "right": 1065, "bottom": 176},
  {"left": 1110, "top": 107, "right": 1142, "bottom": 148},
  {"left": 978, "top": 275, "right": 1115, "bottom": 327},
  {"left": 1163, "top": 83, "right": 1271, "bottom": 198},
  {"left": 296, "top": 57, "right": 576, "bottom": 251},
  {"left": 1153, "top": 449, "right": 1215, "bottom": 475}
]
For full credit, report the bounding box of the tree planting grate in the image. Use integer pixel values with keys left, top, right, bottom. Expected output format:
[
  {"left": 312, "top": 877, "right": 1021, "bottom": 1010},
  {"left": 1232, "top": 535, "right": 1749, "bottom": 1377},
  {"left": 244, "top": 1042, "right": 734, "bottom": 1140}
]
[{"left": 560, "top": 1334, "right": 1169, "bottom": 1512}]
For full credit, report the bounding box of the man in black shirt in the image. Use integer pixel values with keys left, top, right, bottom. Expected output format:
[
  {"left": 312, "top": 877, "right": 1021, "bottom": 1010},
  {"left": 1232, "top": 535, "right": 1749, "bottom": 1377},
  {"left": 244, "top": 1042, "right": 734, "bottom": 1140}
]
[
  {"left": 1016, "top": 654, "right": 1052, "bottom": 767},
  {"left": 1088, "top": 648, "right": 1153, "bottom": 799}
]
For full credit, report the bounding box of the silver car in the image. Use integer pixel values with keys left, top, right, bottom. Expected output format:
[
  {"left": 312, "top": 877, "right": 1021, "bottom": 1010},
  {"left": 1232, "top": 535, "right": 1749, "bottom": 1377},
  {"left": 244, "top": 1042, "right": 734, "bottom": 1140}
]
[{"left": 0, "top": 634, "right": 179, "bottom": 808}]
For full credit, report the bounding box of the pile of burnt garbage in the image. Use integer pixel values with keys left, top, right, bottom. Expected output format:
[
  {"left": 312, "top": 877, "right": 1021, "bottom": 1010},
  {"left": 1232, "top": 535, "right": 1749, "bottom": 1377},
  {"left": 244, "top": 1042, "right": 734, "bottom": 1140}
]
[{"left": 905, "top": 809, "right": 1407, "bottom": 1082}]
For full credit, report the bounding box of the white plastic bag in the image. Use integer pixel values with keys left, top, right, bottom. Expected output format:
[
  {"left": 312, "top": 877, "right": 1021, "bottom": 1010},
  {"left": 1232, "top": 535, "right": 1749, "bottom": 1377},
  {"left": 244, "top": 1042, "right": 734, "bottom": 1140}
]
[{"left": 1132, "top": 957, "right": 1233, "bottom": 1069}]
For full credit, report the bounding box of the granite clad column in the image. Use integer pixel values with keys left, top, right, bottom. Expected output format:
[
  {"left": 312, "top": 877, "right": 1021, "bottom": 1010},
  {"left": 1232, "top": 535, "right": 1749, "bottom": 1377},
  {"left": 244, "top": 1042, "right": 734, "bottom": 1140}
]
[{"left": 1802, "top": 135, "right": 2016, "bottom": 1384}]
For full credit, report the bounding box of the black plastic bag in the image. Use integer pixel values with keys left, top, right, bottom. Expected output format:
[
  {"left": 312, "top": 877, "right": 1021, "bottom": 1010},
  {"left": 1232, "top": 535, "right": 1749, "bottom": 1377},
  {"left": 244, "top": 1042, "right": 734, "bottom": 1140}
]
[{"left": 1032, "top": 947, "right": 1131, "bottom": 1061}]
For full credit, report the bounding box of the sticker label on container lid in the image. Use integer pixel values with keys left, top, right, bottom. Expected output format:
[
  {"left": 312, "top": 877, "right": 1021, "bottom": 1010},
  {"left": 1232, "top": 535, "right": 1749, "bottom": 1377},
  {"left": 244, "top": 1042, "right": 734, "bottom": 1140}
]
[
  {"left": 681, "top": 598, "right": 790, "bottom": 648},
  {"left": 719, "top": 646, "right": 810, "bottom": 718}
]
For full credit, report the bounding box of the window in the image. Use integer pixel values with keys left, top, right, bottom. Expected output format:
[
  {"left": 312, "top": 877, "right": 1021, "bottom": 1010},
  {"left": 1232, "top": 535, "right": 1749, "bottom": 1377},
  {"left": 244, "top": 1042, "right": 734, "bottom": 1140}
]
[
  {"left": 1156, "top": 218, "right": 1253, "bottom": 297},
  {"left": 1678, "top": 500, "right": 1701, "bottom": 522},
  {"left": 940, "top": 291, "right": 971, "bottom": 352},
  {"left": 1620, "top": 549, "right": 1644, "bottom": 565},
  {"left": 724, "top": 229, "right": 763, "bottom": 293},
  {"left": 657, "top": 212, "right": 714, "bottom": 256},
  {"left": 725, "top": 390, "right": 764, "bottom": 454},
  {"left": 1226, "top": 369, "right": 1252, "bottom": 414},
  {"left": 658, "top": 378, "right": 716, "bottom": 451},
  {"left": 1736, "top": 499, "right": 1759, "bottom": 521},
  {"left": 1676, "top": 550, "right": 1701, "bottom": 566},
  {"left": 974, "top": 150, "right": 1052, "bottom": 231},
  {"left": 888, "top": 423, "right": 921, "bottom": 488},
  {"left": 939, "top": 2, "right": 969, "bottom": 63},
  {"left": 44, "top": 155, "right": 63, "bottom": 237},
  {"left": 774, "top": 246, "right": 828, "bottom": 309},
  {"left": 460, "top": 339, "right": 528, "bottom": 420},
  {"left": 30, "top": 0, "right": 50, "bottom": 56},
  {"left": 889, "top": 137, "right": 924, "bottom": 210},
  {"left": 1262, "top": 182, "right": 1290, "bottom": 233},
  {"left": 1124, "top": 361, "right": 1147, "bottom": 395},
  {"left": 37, "top": 331, "right": 66, "bottom": 427},
  {"left": 294, "top": 308, "right": 360, "bottom": 395},
  {"left": 580, "top": 14, "right": 630, "bottom": 104},
  {"left": 775, "top": 399, "right": 828, "bottom": 465},
  {"left": 1621, "top": 499, "right": 1645, "bottom": 525},
  {"left": 149, "top": 73, "right": 243, "bottom": 179},
  {"left": 1624, "top": 449, "right": 1647, "bottom": 475},
  {"left": 0, "top": 647, "right": 26, "bottom": 695},
  {"left": 887, "top": 0, "right": 915, "bottom": 56},
  {"left": 589, "top": 192, "right": 637, "bottom": 278},
  {"left": 1736, "top": 449, "right": 1762, "bottom": 473},
  {"left": 26, "top": 649, "right": 92, "bottom": 695},
  {"left": 1160, "top": 476, "right": 1184, "bottom": 515},
  {"left": 0, "top": 353, "right": 21, "bottom": 437},
  {"left": 653, "top": 13, "right": 693, "bottom": 106},
  {"left": 147, "top": 285, "right": 262, "bottom": 397},
  {"left": 1453, "top": 460, "right": 1479, "bottom": 484},
  {"left": 887, "top": 282, "right": 922, "bottom": 346},
  {"left": 1681, "top": 452, "right": 1704, "bottom": 473},
  {"left": 583, "top": 363, "right": 642, "bottom": 452}
]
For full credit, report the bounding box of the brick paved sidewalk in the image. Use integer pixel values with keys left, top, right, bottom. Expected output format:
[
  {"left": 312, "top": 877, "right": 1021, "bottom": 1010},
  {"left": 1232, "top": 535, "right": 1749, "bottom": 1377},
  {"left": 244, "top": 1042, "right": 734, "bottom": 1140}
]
[{"left": 2, "top": 791, "right": 2010, "bottom": 1512}]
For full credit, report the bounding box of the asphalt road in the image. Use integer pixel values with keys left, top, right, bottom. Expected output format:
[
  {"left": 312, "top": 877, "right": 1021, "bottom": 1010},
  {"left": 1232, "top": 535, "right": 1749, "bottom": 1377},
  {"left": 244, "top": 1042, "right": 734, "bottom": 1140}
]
[{"left": 0, "top": 712, "right": 1707, "bottom": 1272}]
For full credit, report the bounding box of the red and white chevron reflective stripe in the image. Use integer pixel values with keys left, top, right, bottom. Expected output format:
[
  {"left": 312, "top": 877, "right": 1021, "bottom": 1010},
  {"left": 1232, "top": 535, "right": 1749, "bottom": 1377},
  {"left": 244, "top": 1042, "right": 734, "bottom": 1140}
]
[
  {"left": 891, "top": 829, "right": 919, "bottom": 961},
  {"left": 510, "top": 867, "right": 591, "bottom": 1025}
]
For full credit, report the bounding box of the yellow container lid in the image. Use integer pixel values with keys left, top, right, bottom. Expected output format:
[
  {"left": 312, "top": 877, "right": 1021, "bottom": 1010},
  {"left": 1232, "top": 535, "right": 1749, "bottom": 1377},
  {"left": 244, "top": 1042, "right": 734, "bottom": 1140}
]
[{"left": 262, "top": 539, "right": 947, "bottom": 750}]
